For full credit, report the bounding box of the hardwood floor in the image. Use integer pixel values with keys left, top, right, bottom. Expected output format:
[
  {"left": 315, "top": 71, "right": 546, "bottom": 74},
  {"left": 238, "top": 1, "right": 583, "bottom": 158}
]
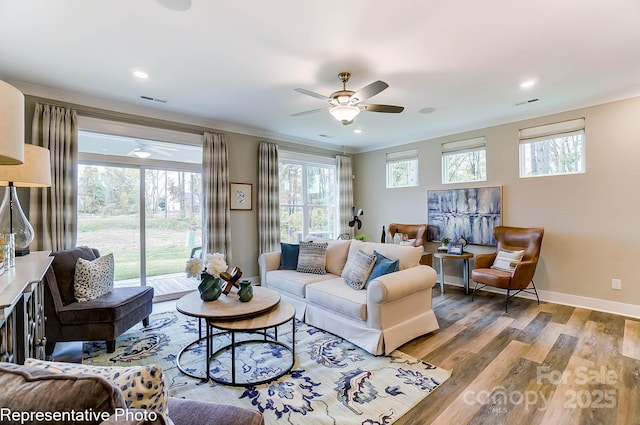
[{"left": 396, "top": 285, "right": 640, "bottom": 425}]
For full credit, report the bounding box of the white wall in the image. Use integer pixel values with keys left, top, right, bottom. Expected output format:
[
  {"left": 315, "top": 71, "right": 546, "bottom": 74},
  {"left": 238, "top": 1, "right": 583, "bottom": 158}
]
[{"left": 353, "top": 96, "right": 640, "bottom": 313}]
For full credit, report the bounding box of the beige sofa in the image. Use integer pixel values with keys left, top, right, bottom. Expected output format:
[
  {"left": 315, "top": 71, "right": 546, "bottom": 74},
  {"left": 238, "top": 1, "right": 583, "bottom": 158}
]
[{"left": 258, "top": 237, "right": 439, "bottom": 355}]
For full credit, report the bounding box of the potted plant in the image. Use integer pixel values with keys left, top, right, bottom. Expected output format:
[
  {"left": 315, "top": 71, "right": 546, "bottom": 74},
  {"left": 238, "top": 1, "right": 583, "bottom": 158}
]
[{"left": 440, "top": 236, "right": 450, "bottom": 248}]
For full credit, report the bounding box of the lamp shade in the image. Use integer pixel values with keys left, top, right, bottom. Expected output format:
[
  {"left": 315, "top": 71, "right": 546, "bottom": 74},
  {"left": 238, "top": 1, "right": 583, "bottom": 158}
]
[
  {"left": 0, "top": 81, "right": 25, "bottom": 165},
  {"left": 329, "top": 105, "right": 360, "bottom": 125},
  {"left": 0, "top": 144, "right": 51, "bottom": 187}
]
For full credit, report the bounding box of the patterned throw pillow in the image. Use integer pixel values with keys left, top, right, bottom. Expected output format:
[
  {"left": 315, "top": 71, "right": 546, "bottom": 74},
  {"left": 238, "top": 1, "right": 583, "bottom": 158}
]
[
  {"left": 365, "top": 250, "right": 400, "bottom": 287},
  {"left": 296, "top": 241, "right": 328, "bottom": 274},
  {"left": 342, "top": 249, "right": 377, "bottom": 290},
  {"left": 24, "top": 359, "right": 171, "bottom": 419},
  {"left": 74, "top": 253, "right": 114, "bottom": 302},
  {"left": 491, "top": 249, "right": 525, "bottom": 273}
]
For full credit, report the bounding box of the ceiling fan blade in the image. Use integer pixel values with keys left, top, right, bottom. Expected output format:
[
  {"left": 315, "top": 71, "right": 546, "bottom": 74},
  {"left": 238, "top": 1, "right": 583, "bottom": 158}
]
[
  {"left": 351, "top": 80, "right": 388, "bottom": 103},
  {"left": 150, "top": 147, "right": 172, "bottom": 156},
  {"left": 294, "top": 88, "right": 330, "bottom": 100},
  {"left": 360, "top": 104, "right": 404, "bottom": 113},
  {"left": 291, "top": 108, "right": 325, "bottom": 117}
]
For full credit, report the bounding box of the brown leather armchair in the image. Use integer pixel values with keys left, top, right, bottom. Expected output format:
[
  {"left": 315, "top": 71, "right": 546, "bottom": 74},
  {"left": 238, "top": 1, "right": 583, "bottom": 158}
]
[
  {"left": 388, "top": 223, "right": 428, "bottom": 247},
  {"left": 471, "top": 226, "right": 544, "bottom": 312}
]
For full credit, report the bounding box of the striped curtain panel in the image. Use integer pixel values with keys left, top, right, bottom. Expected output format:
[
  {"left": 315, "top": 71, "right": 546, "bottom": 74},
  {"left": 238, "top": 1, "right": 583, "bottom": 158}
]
[
  {"left": 29, "top": 103, "right": 78, "bottom": 251},
  {"left": 336, "top": 155, "right": 354, "bottom": 238},
  {"left": 202, "top": 132, "right": 232, "bottom": 263},
  {"left": 258, "top": 141, "right": 280, "bottom": 254}
]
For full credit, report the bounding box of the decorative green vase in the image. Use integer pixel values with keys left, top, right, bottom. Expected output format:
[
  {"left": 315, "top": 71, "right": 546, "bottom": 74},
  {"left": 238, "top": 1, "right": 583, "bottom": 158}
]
[
  {"left": 237, "top": 280, "right": 253, "bottom": 302},
  {"left": 198, "top": 275, "right": 222, "bottom": 301}
]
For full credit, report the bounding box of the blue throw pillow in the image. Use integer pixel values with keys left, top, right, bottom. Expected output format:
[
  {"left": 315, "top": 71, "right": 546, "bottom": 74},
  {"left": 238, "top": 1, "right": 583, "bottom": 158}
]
[
  {"left": 365, "top": 250, "right": 400, "bottom": 287},
  {"left": 279, "top": 243, "right": 300, "bottom": 270}
]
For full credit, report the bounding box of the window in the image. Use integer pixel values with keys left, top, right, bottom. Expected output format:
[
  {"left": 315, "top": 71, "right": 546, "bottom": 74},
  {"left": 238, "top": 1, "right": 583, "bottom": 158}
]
[
  {"left": 279, "top": 152, "right": 337, "bottom": 243},
  {"left": 442, "top": 137, "right": 486, "bottom": 184},
  {"left": 77, "top": 117, "right": 202, "bottom": 301},
  {"left": 386, "top": 149, "right": 418, "bottom": 188},
  {"left": 519, "top": 118, "right": 585, "bottom": 178}
]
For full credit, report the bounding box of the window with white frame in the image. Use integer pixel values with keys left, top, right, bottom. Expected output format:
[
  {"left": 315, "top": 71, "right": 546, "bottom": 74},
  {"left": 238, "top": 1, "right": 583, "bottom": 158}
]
[
  {"left": 519, "top": 118, "right": 585, "bottom": 178},
  {"left": 76, "top": 117, "right": 202, "bottom": 300},
  {"left": 279, "top": 151, "right": 337, "bottom": 243},
  {"left": 442, "top": 137, "right": 486, "bottom": 184},
  {"left": 386, "top": 149, "right": 418, "bottom": 188}
]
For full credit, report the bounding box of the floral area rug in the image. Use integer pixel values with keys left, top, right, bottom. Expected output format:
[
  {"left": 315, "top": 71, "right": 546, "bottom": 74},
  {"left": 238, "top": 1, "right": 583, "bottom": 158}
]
[{"left": 84, "top": 311, "right": 450, "bottom": 425}]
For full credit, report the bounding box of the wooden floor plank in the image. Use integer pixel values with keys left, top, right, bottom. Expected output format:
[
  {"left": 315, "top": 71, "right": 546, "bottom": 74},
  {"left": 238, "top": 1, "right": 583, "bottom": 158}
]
[
  {"left": 393, "top": 284, "right": 639, "bottom": 425},
  {"left": 563, "top": 307, "right": 591, "bottom": 337},
  {"left": 429, "top": 341, "right": 530, "bottom": 425},
  {"left": 521, "top": 321, "right": 566, "bottom": 364},
  {"left": 622, "top": 319, "right": 640, "bottom": 360}
]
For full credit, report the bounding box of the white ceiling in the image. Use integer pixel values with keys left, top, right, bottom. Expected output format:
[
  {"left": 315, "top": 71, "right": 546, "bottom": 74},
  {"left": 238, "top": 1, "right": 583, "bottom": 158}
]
[{"left": 1, "top": 0, "right": 640, "bottom": 153}]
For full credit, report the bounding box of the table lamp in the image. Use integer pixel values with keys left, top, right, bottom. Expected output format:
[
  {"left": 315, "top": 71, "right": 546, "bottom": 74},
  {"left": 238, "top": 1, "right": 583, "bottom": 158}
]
[
  {"left": 0, "top": 144, "right": 52, "bottom": 255},
  {"left": 0, "top": 80, "right": 25, "bottom": 165}
]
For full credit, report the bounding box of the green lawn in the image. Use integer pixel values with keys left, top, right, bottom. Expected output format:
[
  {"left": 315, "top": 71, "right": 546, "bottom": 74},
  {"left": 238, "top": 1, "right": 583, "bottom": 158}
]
[{"left": 77, "top": 214, "right": 201, "bottom": 280}]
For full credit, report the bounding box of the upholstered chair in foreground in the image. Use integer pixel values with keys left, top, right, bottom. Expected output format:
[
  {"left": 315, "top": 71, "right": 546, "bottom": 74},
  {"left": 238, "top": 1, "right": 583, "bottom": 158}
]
[{"left": 471, "top": 226, "right": 544, "bottom": 312}]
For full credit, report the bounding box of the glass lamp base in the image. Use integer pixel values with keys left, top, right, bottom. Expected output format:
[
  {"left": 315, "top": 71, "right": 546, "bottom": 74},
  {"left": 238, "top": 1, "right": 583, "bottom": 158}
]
[{"left": 15, "top": 247, "right": 30, "bottom": 256}]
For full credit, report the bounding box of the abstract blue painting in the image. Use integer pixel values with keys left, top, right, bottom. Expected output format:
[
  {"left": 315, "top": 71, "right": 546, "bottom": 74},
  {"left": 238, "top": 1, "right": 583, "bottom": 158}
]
[{"left": 427, "top": 186, "right": 502, "bottom": 246}]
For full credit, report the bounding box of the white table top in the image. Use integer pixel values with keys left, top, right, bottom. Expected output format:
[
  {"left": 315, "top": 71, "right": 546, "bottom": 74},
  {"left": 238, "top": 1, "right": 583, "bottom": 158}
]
[{"left": 0, "top": 251, "right": 52, "bottom": 317}]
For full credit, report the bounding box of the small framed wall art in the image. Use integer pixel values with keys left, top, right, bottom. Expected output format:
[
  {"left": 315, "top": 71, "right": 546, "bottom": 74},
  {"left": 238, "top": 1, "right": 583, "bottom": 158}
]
[
  {"left": 447, "top": 242, "right": 464, "bottom": 255},
  {"left": 230, "top": 182, "right": 252, "bottom": 210}
]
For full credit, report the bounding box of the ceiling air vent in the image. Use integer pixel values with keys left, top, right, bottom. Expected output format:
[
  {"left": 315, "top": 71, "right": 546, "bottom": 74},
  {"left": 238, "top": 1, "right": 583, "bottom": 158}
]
[
  {"left": 140, "top": 96, "right": 167, "bottom": 104},
  {"left": 318, "top": 134, "right": 334, "bottom": 138},
  {"left": 516, "top": 98, "right": 539, "bottom": 106}
]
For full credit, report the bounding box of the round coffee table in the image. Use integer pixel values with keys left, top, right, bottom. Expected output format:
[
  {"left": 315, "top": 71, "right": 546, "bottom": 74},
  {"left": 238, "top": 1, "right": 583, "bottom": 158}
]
[
  {"left": 176, "top": 286, "right": 294, "bottom": 385},
  {"left": 209, "top": 301, "right": 295, "bottom": 386}
]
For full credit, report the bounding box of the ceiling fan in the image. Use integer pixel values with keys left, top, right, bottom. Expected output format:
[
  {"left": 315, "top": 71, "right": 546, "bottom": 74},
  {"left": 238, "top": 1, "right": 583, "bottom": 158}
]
[
  {"left": 127, "top": 142, "right": 177, "bottom": 159},
  {"left": 292, "top": 72, "right": 404, "bottom": 125}
]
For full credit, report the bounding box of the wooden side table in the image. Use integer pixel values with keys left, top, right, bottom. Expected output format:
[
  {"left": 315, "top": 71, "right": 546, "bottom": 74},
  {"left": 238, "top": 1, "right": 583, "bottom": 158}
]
[{"left": 433, "top": 252, "right": 473, "bottom": 294}]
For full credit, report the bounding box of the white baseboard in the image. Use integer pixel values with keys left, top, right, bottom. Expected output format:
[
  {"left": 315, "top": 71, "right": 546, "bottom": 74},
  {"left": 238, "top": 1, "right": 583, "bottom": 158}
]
[{"left": 444, "top": 280, "right": 640, "bottom": 319}]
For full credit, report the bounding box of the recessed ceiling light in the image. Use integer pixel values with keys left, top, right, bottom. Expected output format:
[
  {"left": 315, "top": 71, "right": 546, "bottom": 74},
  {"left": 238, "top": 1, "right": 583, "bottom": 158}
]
[
  {"left": 520, "top": 79, "right": 536, "bottom": 88},
  {"left": 133, "top": 70, "right": 149, "bottom": 79},
  {"left": 353, "top": 129, "right": 362, "bottom": 134}
]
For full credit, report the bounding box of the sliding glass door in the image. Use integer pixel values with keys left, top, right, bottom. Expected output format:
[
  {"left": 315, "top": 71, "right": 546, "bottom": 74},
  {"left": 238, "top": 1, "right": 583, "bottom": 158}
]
[
  {"left": 77, "top": 164, "right": 142, "bottom": 285},
  {"left": 143, "top": 169, "right": 202, "bottom": 298},
  {"left": 77, "top": 125, "right": 202, "bottom": 300}
]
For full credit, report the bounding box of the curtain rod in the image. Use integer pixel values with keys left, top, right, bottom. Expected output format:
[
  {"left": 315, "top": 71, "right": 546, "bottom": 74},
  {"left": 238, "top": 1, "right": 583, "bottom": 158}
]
[{"left": 27, "top": 95, "right": 212, "bottom": 135}]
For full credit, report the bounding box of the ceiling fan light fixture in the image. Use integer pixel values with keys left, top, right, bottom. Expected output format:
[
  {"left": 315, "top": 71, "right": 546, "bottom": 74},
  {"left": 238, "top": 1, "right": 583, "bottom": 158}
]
[
  {"left": 329, "top": 105, "right": 360, "bottom": 124},
  {"left": 133, "top": 149, "right": 152, "bottom": 159}
]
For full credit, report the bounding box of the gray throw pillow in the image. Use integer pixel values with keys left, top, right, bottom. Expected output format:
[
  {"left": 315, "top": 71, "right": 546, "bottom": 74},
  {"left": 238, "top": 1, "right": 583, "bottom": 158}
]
[
  {"left": 342, "top": 249, "right": 377, "bottom": 290},
  {"left": 296, "top": 241, "right": 328, "bottom": 274}
]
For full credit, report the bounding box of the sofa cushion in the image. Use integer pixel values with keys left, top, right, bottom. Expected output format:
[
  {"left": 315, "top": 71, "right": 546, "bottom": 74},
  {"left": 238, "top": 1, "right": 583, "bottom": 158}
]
[
  {"left": 341, "top": 250, "right": 376, "bottom": 290},
  {"left": 348, "top": 240, "right": 422, "bottom": 270},
  {"left": 168, "top": 398, "right": 264, "bottom": 425},
  {"left": 24, "top": 359, "right": 169, "bottom": 416},
  {"left": 304, "top": 236, "right": 351, "bottom": 275},
  {"left": 279, "top": 243, "right": 299, "bottom": 270},
  {"left": 74, "top": 253, "right": 115, "bottom": 302},
  {"left": 365, "top": 250, "right": 400, "bottom": 287},
  {"left": 491, "top": 249, "right": 525, "bottom": 273},
  {"left": 296, "top": 241, "right": 328, "bottom": 274},
  {"left": 58, "top": 286, "right": 154, "bottom": 325},
  {"left": 265, "top": 270, "right": 337, "bottom": 298},
  {"left": 51, "top": 246, "right": 99, "bottom": 306},
  {"left": 0, "top": 362, "right": 125, "bottom": 424},
  {"left": 306, "top": 278, "right": 367, "bottom": 321}
]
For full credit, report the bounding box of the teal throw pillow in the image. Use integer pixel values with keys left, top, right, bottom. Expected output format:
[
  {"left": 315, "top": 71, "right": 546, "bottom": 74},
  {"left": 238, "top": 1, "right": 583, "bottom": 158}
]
[
  {"left": 279, "top": 243, "right": 300, "bottom": 270},
  {"left": 365, "top": 250, "right": 400, "bottom": 287}
]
